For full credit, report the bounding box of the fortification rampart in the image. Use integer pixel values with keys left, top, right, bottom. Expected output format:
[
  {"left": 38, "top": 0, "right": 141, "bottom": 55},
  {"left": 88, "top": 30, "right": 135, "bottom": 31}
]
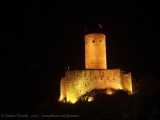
[{"left": 59, "top": 69, "right": 132, "bottom": 103}]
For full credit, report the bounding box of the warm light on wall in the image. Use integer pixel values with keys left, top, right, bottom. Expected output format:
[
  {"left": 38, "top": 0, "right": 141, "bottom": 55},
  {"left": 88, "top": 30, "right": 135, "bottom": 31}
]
[
  {"left": 59, "top": 32, "right": 133, "bottom": 104},
  {"left": 85, "top": 33, "right": 107, "bottom": 69},
  {"left": 59, "top": 69, "right": 132, "bottom": 104}
]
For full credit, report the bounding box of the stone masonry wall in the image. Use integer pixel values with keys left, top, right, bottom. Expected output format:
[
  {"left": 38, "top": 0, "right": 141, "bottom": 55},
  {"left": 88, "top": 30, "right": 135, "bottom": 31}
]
[{"left": 59, "top": 69, "right": 132, "bottom": 103}]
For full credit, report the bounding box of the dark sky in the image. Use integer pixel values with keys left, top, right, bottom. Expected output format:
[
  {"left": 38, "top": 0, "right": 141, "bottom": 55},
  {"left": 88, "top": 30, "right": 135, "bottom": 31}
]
[{"left": 1, "top": 1, "right": 159, "bottom": 112}]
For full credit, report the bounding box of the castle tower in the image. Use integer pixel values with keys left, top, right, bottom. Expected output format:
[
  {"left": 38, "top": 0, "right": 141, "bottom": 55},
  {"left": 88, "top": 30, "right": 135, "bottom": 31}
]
[
  {"left": 59, "top": 24, "right": 132, "bottom": 104},
  {"left": 85, "top": 33, "right": 107, "bottom": 69}
]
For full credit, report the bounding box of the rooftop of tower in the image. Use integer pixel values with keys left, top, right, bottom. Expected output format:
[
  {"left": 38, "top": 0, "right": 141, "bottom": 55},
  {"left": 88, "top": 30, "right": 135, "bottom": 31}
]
[{"left": 84, "top": 23, "right": 106, "bottom": 35}]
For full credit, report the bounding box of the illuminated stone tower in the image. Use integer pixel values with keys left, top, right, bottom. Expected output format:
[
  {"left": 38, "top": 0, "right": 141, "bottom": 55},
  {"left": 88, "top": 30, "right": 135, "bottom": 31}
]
[
  {"left": 59, "top": 24, "right": 133, "bottom": 104},
  {"left": 85, "top": 33, "right": 107, "bottom": 69}
]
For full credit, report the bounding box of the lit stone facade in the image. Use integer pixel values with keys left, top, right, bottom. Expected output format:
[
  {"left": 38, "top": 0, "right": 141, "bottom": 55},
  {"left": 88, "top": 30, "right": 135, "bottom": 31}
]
[
  {"left": 85, "top": 33, "right": 107, "bottom": 69},
  {"left": 59, "top": 33, "right": 132, "bottom": 104}
]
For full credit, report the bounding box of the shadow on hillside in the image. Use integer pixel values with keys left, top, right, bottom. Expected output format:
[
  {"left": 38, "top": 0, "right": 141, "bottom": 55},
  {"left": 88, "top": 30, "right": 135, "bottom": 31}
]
[{"left": 36, "top": 90, "right": 160, "bottom": 120}]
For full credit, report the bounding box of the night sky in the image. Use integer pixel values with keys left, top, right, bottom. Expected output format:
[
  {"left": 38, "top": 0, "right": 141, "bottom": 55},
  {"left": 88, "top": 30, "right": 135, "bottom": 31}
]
[{"left": 1, "top": 1, "right": 159, "bottom": 112}]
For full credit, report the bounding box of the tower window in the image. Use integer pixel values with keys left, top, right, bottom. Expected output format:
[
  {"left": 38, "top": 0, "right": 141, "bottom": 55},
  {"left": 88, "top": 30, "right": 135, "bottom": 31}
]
[
  {"left": 99, "top": 40, "right": 101, "bottom": 42},
  {"left": 92, "top": 40, "right": 95, "bottom": 43},
  {"left": 86, "top": 42, "right": 87, "bottom": 44}
]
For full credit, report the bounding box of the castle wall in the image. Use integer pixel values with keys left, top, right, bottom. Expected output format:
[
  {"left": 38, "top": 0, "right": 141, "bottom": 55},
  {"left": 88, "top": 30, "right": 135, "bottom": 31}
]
[
  {"left": 85, "top": 33, "right": 107, "bottom": 69},
  {"left": 59, "top": 69, "right": 132, "bottom": 103},
  {"left": 121, "top": 72, "right": 132, "bottom": 94},
  {"left": 59, "top": 77, "right": 66, "bottom": 101}
]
